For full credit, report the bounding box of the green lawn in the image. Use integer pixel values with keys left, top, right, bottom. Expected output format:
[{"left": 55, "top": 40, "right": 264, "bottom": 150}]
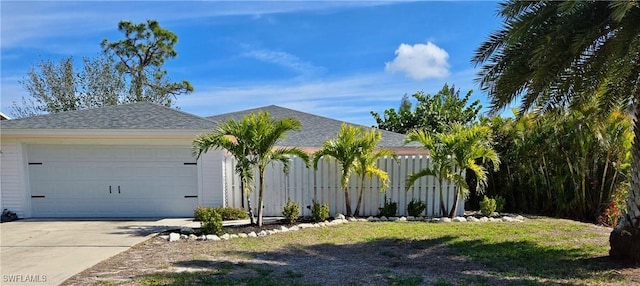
[{"left": 129, "top": 218, "right": 634, "bottom": 286}]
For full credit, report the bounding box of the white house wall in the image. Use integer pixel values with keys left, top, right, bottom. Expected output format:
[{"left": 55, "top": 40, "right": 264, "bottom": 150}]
[
  {"left": 199, "top": 150, "right": 225, "bottom": 208},
  {"left": 0, "top": 139, "right": 26, "bottom": 218},
  {"left": 0, "top": 132, "right": 228, "bottom": 218}
]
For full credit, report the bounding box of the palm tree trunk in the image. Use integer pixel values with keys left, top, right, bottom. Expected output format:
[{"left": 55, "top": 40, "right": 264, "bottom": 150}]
[
  {"left": 344, "top": 188, "right": 352, "bottom": 217},
  {"left": 353, "top": 175, "right": 366, "bottom": 217},
  {"left": 438, "top": 179, "right": 447, "bottom": 216},
  {"left": 610, "top": 100, "right": 640, "bottom": 261},
  {"left": 257, "top": 168, "right": 265, "bottom": 227},
  {"left": 242, "top": 179, "right": 256, "bottom": 225},
  {"left": 448, "top": 185, "right": 459, "bottom": 218}
]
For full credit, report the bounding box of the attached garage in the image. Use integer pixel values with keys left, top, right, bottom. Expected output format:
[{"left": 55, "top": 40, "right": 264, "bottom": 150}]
[
  {"left": 28, "top": 144, "right": 198, "bottom": 217},
  {"left": 0, "top": 103, "right": 224, "bottom": 218}
]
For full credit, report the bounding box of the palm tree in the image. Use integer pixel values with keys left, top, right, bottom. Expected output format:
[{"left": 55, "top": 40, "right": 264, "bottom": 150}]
[
  {"left": 313, "top": 124, "right": 390, "bottom": 217},
  {"left": 352, "top": 128, "right": 396, "bottom": 217},
  {"left": 246, "top": 112, "right": 310, "bottom": 227},
  {"left": 406, "top": 124, "right": 499, "bottom": 218},
  {"left": 473, "top": 1, "right": 639, "bottom": 261},
  {"left": 193, "top": 118, "right": 257, "bottom": 225}
]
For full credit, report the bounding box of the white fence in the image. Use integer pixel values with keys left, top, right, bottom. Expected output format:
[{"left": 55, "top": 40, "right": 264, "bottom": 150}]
[{"left": 223, "top": 154, "right": 464, "bottom": 217}]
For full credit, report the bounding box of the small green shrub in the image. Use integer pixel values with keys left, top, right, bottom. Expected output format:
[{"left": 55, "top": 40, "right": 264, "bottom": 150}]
[
  {"left": 494, "top": 195, "right": 506, "bottom": 213},
  {"left": 379, "top": 196, "right": 398, "bottom": 217},
  {"left": 480, "top": 196, "right": 497, "bottom": 216},
  {"left": 215, "top": 207, "right": 249, "bottom": 220},
  {"left": 282, "top": 198, "right": 300, "bottom": 224},
  {"left": 407, "top": 198, "right": 426, "bottom": 217},
  {"left": 311, "top": 199, "right": 330, "bottom": 222},
  {"left": 194, "top": 206, "right": 213, "bottom": 221},
  {"left": 200, "top": 208, "right": 222, "bottom": 235},
  {"left": 195, "top": 206, "right": 248, "bottom": 221}
]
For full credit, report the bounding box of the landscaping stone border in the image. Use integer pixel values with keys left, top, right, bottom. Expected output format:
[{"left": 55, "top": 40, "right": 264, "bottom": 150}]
[{"left": 161, "top": 213, "right": 528, "bottom": 242}]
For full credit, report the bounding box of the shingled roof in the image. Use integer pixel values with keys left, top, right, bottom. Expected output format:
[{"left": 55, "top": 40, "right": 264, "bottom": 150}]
[
  {"left": 0, "top": 102, "right": 215, "bottom": 130},
  {"left": 208, "top": 105, "right": 414, "bottom": 148}
]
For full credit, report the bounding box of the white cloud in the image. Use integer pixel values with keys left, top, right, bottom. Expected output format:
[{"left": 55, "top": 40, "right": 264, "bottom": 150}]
[
  {"left": 243, "top": 49, "right": 325, "bottom": 77},
  {"left": 385, "top": 42, "right": 450, "bottom": 80}
]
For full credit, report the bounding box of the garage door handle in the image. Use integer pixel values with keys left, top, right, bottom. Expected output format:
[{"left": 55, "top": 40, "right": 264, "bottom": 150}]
[
  {"left": 118, "top": 186, "right": 121, "bottom": 194},
  {"left": 109, "top": 186, "right": 112, "bottom": 194}
]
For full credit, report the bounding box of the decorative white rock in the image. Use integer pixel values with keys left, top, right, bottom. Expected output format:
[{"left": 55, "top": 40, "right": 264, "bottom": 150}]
[
  {"left": 441, "top": 217, "right": 452, "bottom": 223},
  {"left": 169, "top": 233, "right": 180, "bottom": 242},
  {"left": 230, "top": 234, "right": 239, "bottom": 239},
  {"left": 335, "top": 213, "right": 346, "bottom": 220},
  {"left": 248, "top": 231, "right": 257, "bottom": 237},
  {"left": 398, "top": 217, "right": 407, "bottom": 222},
  {"left": 379, "top": 216, "right": 388, "bottom": 221},
  {"left": 280, "top": 226, "right": 289, "bottom": 232},
  {"left": 257, "top": 230, "right": 267, "bottom": 237},
  {"left": 289, "top": 225, "right": 300, "bottom": 231},
  {"left": 467, "top": 216, "right": 480, "bottom": 222},
  {"left": 206, "top": 234, "right": 221, "bottom": 241},
  {"left": 479, "top": 217, "right": 489, "bottom": 222},
  {"left": 452, "top": 217, "right": 467, "bottom": 222},
  {"left": 238, "top": 233, "right": 248, "bottom": 238},
  {"left": 299, "top": 223, "right": 313, "bottom": 229}
]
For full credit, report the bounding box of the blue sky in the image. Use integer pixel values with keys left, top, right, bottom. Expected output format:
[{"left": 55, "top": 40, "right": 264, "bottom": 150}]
[{"left": 1, "top": 1, "right": 503, "bottom": 125}]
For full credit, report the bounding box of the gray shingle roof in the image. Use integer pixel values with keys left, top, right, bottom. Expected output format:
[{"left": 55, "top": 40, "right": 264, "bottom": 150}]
[
  {"left": 207, "top": 105, "right": 411, "bottom": 148},
  {"left": 0, "top": 102, "right": 216, "bottom": 130}
]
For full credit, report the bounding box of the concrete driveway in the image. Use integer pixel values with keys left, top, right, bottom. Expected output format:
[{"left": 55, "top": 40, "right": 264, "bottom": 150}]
[{"left": 0, "top": 218, "right": 196, "bottom": 286}]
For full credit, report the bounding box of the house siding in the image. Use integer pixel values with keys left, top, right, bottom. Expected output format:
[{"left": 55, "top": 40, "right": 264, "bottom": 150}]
[
  {"left": 0, "top": 139, "right": 26, "bottom": 218},
  {"left": 200, "top": 150, "right": 224, "bottom": 207}
]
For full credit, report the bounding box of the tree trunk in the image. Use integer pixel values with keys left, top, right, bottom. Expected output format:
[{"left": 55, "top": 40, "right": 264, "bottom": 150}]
[
  {"left": 610, "top": 100, "right": 640, "bottom": 262},
  {"left": 257, "top": 169, "right": 265, "bottom": 227},
  {"left": 448, "top": 186, "right": 459, "bottom": 218},
  {"left": 353, "top": 175, "right": 366, "bottom": 217},
  {"left": 241, "top": 179, "right": 256, "bottom": 225},
  {"left": 438, "top": 179, "right": 447, "bottom": 216},
  {"left": 344, "top": 188, "right": 353, "bottom": 217}
]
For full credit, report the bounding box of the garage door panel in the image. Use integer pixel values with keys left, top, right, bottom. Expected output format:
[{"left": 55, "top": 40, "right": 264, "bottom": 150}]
[{"left": 28, "top": 144, "right": 198, "bottom": 218}]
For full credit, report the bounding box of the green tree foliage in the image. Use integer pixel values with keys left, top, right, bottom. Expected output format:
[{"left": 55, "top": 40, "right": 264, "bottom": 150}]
[
  {"left": 194, "top": 111, "right": 310, "bottom": 227},
  {"left": 480, "top": 108, "right": 633, "bottom": 222},
  {"left": 313, "top": 124, "right": 395, "bottom": 217},
  {"left": 406, "top": 124, "right": 499, "bottom": 218},
  {"left": 12, "top": 55, "right": 125, "bottom": 118},
  {"left": 472, "top": 1, "right": 639, "bottom": 260},
  {"left": 102, "top": 20, "right": 193, "bottom": 106},
  {"left": 352, "top": 129, "right": 396, "bottom": 217},
  {"left": 371, "top": 84, "right": 481, "bottom": 134},
  {"left": 193, "top": 116, "right": 258, "bottom": 225}
]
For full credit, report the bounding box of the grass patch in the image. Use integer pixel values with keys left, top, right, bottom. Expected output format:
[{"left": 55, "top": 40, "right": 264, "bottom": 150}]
[
  {"left": 385, "top": 274, "right": 423, "bottom": 286},
  {"left": 131, "top": 218, "right": 632, "bottom": 285}
]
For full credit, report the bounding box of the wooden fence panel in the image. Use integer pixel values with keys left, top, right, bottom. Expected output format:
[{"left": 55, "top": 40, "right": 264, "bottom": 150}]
[{"left": 222, "top": 155, "right": 465, "bottom": 217}]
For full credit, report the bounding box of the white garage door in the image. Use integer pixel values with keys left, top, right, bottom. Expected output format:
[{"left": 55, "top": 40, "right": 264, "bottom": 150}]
[{"left": 28, "top": 144, "right": 198, "bottom": 217}]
